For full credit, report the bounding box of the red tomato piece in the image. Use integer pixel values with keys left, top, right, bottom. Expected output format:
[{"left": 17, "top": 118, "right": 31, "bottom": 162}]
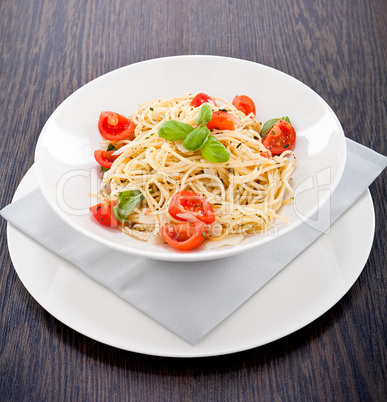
[
  {"left": 261, "top": 119, "right": 296, "bottom": 155},
  {"left": 98, "top": 111, "right": 136, "bottom": 141},
  {"left": 90, "top": 202, "right": 118, "bottom": 227},
  {"left": 160, "top": 222, "right": 206, "bottom": 251},
  {"left": 232, "top": 95, "right": 256, "bottom": 116},
  {"left": 260, "top": 151, "right": 272, "bottom": 158},
  {"left": 206, "top": 111, "right": 241, "bottom": 131},
  {"left": 94, "top": 150, "right": 119, "bottom": 169},
  {"left": 168, "top": 191, "right": 215, "bottom": 224},
  {"left": 190, "top": 93, "right": 216, "bottom": 107}
]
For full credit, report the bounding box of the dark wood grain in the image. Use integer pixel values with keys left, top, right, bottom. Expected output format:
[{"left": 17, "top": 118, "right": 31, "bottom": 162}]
[{"left": 0, "top": 0, "right": 386, "bottom": 401}]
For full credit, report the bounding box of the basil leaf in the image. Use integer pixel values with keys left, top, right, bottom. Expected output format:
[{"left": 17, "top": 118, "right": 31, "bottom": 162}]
[
  {"left": 201, "top": 135, "right": 230, "bottom": 163},
  {"left": 183, "top": 125, "right": 210, "bottom": 151},
  {"left": 106, "top": 143, "right": 117, "bottom": 152},
  {"left": 196, "top": 104, "right": 212, "bottom": 125},
  {"left": 158, "top": 120, "right": 194, "bottom": 141},
  {"left": 101, "top": 166, "right": 109, "bottom": 173},
  {"left": 113, "top": 190, "right": 144, "bottom": 222},
  {"left": 260, "top": 116, "right": 291, "bottom": 137}
]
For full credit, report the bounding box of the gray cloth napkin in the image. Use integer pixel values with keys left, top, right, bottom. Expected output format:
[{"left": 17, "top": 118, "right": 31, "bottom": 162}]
[{"left": 1, "top": 139, "right": 386, "bottom": 345}]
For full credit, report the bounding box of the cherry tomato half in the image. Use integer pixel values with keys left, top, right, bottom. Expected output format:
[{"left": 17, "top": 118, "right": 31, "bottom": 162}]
[
  {"left": 206, "top": 111, "right": 241, "bottom": 131},
  {"left": 261, "top": 119, "right": 296, "bottom": 155},
  {"left": 98, "top": 111, "right": 136, "bottom": 141},
  {"left": 160, "top": 221, "right": 206, "bottom": 251},
  {"left": 94, "top": 150, "right": 119, "bottom": 169},
  {"left": 232, "top": 95, "right": 256, "bottom": 116},
  {"left": 168, "top": 191, "right": 215, "bottom": 224},
  {"left": 90, "top": 201, "right": 118, "bottom": 227},
  {"left": 190, "top": 93, "right": 216, "bottom": 107}
]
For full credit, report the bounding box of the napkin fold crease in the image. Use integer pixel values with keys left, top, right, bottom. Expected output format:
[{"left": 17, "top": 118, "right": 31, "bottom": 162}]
[{"left": 1, "top": 139, "right": 386, "bottom": 345}]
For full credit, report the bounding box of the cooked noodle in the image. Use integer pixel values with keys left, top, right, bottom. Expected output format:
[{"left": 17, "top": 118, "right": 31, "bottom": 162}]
[{"left": 98, "top": 94, "right": 296, "bottom": 242}]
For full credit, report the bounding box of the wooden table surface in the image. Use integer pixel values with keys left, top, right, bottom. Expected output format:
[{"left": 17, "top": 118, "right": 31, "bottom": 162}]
[{"left": 1, "top": 0, "right": 386, "bottom": 400}]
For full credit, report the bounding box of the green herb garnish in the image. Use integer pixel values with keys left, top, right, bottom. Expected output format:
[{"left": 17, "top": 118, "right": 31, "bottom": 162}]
[
  {"left": 106, "top": 143, "right": 117, "bottom": 152},
  {"left": 260, "top": 116, "right": 291, "bottom": 137},
  {"left": 183, "top": 125, "right": 210, "bottom": 151},
  {"left": 201, "top": 135, "right": 230, "bottom": 163},
  {"left": 158, "top": 120, "right": 194, "bottom": 141},
  {"left": 157, "top": 104, "right": 230, "bottom": 163},
  {"left": 196, "top": 103, "right": 212, "bottom": 125},
  {"left": 113, "top": 190, "right": 144, "bottom": 222}
]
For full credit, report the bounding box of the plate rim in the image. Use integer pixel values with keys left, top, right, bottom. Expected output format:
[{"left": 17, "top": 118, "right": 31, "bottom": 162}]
[{"left": 6, "top": 165, "right": 375, "bottom": 358}]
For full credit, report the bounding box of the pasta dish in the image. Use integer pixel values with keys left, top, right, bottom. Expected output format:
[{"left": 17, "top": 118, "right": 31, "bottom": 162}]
[{"left": 90, "top": 93, "right": 297, "bottom": 251}]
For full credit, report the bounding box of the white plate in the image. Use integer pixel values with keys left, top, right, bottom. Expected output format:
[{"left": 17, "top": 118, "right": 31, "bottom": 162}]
[
  {"left": 7, "top": 166, "right": 375, "bottom": 357},
  {"left": 34, "top": 56, "right": 346, "bottom": 261}
]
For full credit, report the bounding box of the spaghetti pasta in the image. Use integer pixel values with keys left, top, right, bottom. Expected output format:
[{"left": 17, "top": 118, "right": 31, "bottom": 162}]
[{"left": 96, "top": 94, "right": 296, "bottom": 246}]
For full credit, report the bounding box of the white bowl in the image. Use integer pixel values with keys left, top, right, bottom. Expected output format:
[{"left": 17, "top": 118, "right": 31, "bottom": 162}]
[{"left": 35, "top": 55, "right": 346, "bottom": 261}]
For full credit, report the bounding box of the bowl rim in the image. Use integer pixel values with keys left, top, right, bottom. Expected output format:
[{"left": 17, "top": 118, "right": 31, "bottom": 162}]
[{"left": 34, "top": 55, "right": 347, "bottom": 262}]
